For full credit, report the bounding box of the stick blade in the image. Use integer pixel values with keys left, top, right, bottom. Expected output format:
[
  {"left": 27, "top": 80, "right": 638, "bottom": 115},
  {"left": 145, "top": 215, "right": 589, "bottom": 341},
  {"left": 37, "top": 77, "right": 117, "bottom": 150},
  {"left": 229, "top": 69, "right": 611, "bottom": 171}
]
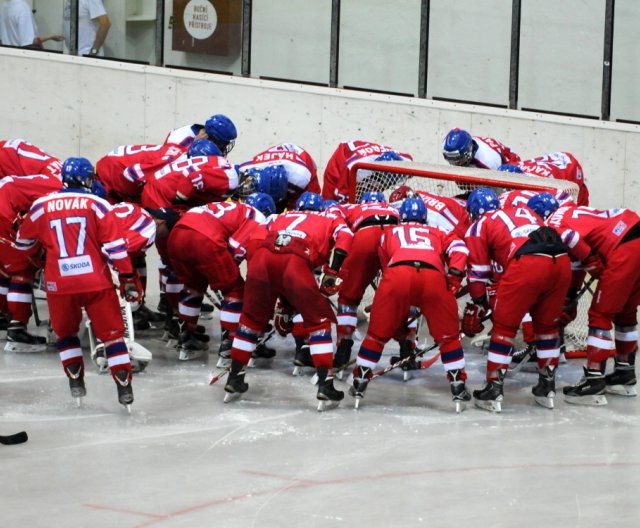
[{"left": 0, "top": 431, "right": 28, "bottom": 445}]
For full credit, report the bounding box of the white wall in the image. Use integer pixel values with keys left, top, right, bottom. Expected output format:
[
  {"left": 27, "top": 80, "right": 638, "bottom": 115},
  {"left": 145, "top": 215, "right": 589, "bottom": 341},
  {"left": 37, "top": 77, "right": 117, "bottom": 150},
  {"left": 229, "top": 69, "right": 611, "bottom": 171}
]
[{"left": 1, "top": 47, "right": 639, "bottom": 209}]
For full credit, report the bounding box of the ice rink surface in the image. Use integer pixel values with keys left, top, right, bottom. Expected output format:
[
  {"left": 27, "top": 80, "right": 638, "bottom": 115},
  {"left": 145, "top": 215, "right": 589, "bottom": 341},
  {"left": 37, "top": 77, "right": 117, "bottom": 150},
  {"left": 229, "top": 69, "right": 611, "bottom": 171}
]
[{"left": 2, "top": 290, "right": 640, "bottom": 528}]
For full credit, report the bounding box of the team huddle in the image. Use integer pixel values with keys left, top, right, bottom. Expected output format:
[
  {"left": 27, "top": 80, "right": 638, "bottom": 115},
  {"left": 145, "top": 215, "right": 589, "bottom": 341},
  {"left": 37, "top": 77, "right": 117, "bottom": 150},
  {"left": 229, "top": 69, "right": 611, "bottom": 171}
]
[{"left": 0, "top": 120, "right": 638, "bottom": 414}]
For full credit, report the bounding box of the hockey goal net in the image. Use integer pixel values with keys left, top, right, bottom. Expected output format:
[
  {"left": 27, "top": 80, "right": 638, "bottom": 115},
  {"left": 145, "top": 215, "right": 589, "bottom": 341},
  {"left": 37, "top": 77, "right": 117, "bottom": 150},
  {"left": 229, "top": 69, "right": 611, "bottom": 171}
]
[{"left": 350, "top": 160, "right": 588, "bottom": 355}]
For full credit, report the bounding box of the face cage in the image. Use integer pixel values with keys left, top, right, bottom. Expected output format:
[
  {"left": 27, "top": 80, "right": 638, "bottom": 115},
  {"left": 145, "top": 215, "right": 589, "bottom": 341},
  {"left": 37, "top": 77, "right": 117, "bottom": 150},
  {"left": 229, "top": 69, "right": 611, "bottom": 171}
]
[
  {"left": 213, "top": 138, "right": 235, "bottom": 157},
  {"left": 443, "top": 147, "right": 474, "bottom": 167},
  {"left": 235, "top": 175, "right": 257, "bottom": 199}
]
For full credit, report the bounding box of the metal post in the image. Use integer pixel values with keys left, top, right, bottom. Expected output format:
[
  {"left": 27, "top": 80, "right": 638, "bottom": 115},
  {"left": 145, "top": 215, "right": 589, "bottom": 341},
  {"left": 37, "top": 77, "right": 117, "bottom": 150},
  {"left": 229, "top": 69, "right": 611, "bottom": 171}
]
[
  {"left": 508, "top": 0, "right": 522, "bottom": 110},
  {"left": 329, "top": 0, "right": 340, "bottom": 87},
  {"left": 241, "top": 0, "right": 252, "bottom": 77},
  {"left": 418, "top": 0, "right": 430, "bottom": 98},
  {"left": 601, "top": 0, "right": 615, "bottom": 121},
  {"left": 155, "top": 0, "right": 165, "bottom": 66},
  {"left": 69, "top": 0, "right": 79, "bottom": 56}
]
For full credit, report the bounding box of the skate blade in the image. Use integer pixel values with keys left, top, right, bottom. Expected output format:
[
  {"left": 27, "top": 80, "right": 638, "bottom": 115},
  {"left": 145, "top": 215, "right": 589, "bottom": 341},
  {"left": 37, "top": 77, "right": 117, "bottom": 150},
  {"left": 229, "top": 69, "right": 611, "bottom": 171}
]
[
  {"left": 223, "top": 391, "right": 243, "bottom": 403},
  {"left": 165, "top": 338, "right": 178, "bottom": 349},
  {"left": 216, "top": 357, "right": 231, "bottom": 369},
  {"left": 454, "top": 400, "right": 468, "bottom": 413},
  {"left": 247, "top": 358, "right": 256, "bottom": 368},
  {"left": 178, "top": 349, "right": 205, "bottom": 361},
  {"left": 74, "top": 396, "right": 84, "bottom": 408},
  {"left": 317, "top": 399, "right": 340, "bottom": 412},
  {"left": 292, "top": 365, "right": 304, "bottom": 376},
  {"left": 564, "top": 393, "right": 608, "bottom": 406},
  {"left": 354, "top": 397, "right": 362, "bottom": 410},
  {"left": 605, "top": 385, "right": 637, "bottom": 397},
  {"left": 123, "top": 404, "right": 133, "bottom": 414},
  {"left": 309, "top": 373, "right": 319, "bottom": 386},
  {"left": 474, "top": 398, "right": 502, "bottom": 413},
  {"left": 3, "top": 342, "right": 46, "bottom": 353},
  {"left": 403, "top": 370, "right": 413, "bottom": 382},
  {"left": 533, "top": 394, "right": 555, "bottom": 409},
  {"left": 335, "top": 369, "right": 345, "bottom": 381}
]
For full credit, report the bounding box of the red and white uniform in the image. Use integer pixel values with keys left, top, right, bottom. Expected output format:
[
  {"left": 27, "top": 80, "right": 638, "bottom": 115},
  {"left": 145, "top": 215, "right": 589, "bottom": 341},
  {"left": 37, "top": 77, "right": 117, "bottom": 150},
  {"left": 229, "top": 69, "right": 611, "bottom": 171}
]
[
  {"left": 111, "top": 202, "right": 156, "bottom": 257},
  {"left": 230, "top": 209, "right": 353, "bottom": 369},
  {"left": 141, "top": 155, "right": 238, "bottom": 211},
  {"left": 168, "top": 202, "right": 266, "bottom": 333},
  {"left": 470, "top": 136, "right": 521, "bottom": 170},
  {"left": 96, "top": 143, "right": 186, "bottom": 204},
  {"left": 239, "top": 143, "right": 320, "bottom": 210},
  {"left": 516, "top": 152, "right": 588, "bottom": 206},
  {"left": 546, "top": 206, "right": 640, "bottom": 359},
  {"left": 355, "top": 222, "right": 468, "bottom": 374},
  {"left": 413, "top": 190, "right": 469, "bottom": 238},
  {"left": 163, "top": 124, "right": 203, "bottom": 148},
  {"left": 498, "top": 189, "right": 539, "bottom": 210},
  {"left": 322, "top": 140, "right": 413, "bottom": 203},
  {"left": 0, "top": 139, "right": 62, "bottom": 180},
  {"left": 465, "top": 206, "right": 571, "bottom": 376}
]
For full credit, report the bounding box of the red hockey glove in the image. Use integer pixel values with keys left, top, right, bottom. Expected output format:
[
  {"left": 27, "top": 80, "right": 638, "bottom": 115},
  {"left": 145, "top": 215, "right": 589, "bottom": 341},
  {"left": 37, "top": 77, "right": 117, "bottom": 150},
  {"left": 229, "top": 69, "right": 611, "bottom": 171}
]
[
  {"left": 446, "top": 268, "right": 465, "bottom": 296},
  {"left": 273, "top": 298, "right": 295, "bottom": 337},
  {"left": 582, "top": 252, "right": 604, "bottom": 279},
  {"left": 462, "top": 302, "right": 487, "bottom": 337},
  {"left": 119, "top": 272, "right": 143, "bottom": 303},
  {"left": 319, "top": 265, "right": 342, "bottom": 296}
]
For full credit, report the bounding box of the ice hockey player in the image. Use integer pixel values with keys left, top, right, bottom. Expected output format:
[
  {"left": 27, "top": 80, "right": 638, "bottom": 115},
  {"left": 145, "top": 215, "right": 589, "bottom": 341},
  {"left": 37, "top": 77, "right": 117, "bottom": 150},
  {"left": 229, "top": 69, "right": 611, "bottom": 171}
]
[
  {"left": 322, "top": 140, "right": 413, "bottom": 203},
  {"left": 234, "top": 164, "right": 289, "bottom": 210},
  {"left": 15, "top": 157, "right": 143, "bottom": 410},
  {"left": 442, "top": 128, "right": 520, "bottom": 170},
  {"left": 0, "top": 138, "right": 63, "bottom": 180},
  {"left": 223, "top": 191, "right": 353, "bottom": 411},
  {"left": 0, "top": 174, "right": 62, "bottom": 350},
  {"left": 530, "top": 192, "right": 640, "bottom": 405},
  {"left": 164, "top": 114, "right": 238, "bottom": 156},
  {"left": 238, "top": 143, "right": 320, "bottom": 211},
  {"left": 462, "top": 188, "right": 571, "bottom": 411},
  {"left": 165, "top": 195, "right": 271, "bottom": 361},
  {"left": 349, "top": 197, "right": 471, "bottom": 411}
]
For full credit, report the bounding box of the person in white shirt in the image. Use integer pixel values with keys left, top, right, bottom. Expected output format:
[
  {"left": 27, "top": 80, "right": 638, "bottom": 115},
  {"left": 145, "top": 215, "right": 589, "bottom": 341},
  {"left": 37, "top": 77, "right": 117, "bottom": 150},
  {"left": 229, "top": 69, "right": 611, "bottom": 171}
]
[
  {"left": 63, "top": 0, "right": 110, "bottom": 56},
  {"left": 0, "top": 0, "right": 63, "bottom": 48}
]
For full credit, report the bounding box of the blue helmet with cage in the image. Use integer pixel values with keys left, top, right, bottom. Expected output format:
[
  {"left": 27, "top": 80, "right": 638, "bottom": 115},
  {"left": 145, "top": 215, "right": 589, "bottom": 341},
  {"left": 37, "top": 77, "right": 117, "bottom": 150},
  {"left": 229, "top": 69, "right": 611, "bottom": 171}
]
[
  {"left": 188, "top": 138, "right": 221, "bottom": 158},
  {"left": 375, "top": 151, "right": 403, "bottom": 162},
  {"left": 527, "top": 192, "right": 560, "bottom": 220},
  {"left": 399, "top": 197, "right": 427, "bottom": 223},
  {"left": 296, "top": 191, "right": 324, "bottom": 212},
  {"left": 263, "top": 165, "right": 288, "bottom": 203},
  {"left": 61, "top": 157, "right": 95, "bottom": 190},
  {"left": 245, "top": 192, "right": 276, "bottom": 216},
  {"left": 442, "top": 128, "right": 475, "bottom": 167},
  {"left": 238, "top": 165, "right": 287, "bottom": 204},
  {"left": 466, "top": 188, "right": 500, "bottom": 220},
  {"left": 498, "top": 163, "right": 523, "bottom": 174},
  {"left": 204, "top": 114, "right": 237, "bottom": 155},
  {"left": 359, "top": 191, "right": 386, "bottom": 204}
]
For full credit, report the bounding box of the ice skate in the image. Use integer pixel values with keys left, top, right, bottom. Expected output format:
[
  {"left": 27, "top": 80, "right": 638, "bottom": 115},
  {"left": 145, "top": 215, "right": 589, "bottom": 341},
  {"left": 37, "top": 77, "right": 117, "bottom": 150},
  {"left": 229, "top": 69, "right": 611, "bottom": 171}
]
[
  {"left": 605, "top": 362, "right": 637, "bottom": 397},
  {"left": 292, "top": 337, "right": 313, "bottom": 376},
  {"left": 563, "top": 367, "right": 607, "bottom": 405},
  {"left": 333, "top": 338, "right": 354, "bottom": 380},
  {"left": 316, "top": 367, "right": 344, "bottom": 412},
  {"left": 0, "top": 313, "right": 10, "bottom": 333},
  {"left": 473, "top": 379, "right": 504, "bottom": 413},
  {"left": 199, "top": 301, "right": 215, "bottom": 320},
  {"left": 131, "top": 308, "right": 152, "bottom": 331},
  {"left": 448, "top": 369, "right": 471, "bottom": 413},
  {"left": 390, "top": 339, "right": 419, "bottom": 381},
  {"left": 349, "top": 366, "right": 372, "bottom": 409},
  {"left": 3, "top": 322, "right": 46, "bottom": 353},
  {"left": 509, "top": 343, "right": 537, "bottom": 373},
  {"left": 135, "top": 302, "right": 166, "bottom": 323},
  {"left": 114, "top": 368, "right": 134, "bottom": 413},
  {"left": 65, "top": 362, "right": 86, "bottom": 407},
  {"left": 177, "top": 327, "right": 209, "bottom": 361},
  {"left": 223, "top": 361, "right": 248, "bottom": 403},
  {"left": 156, "top": 293, "right": 169, "bottom": 315},
  {"left": 216, "top": 329, "right": 232, "bottom": 368},
  {"left": 532, "top": 366, "right": 556, "bottom": 409}
]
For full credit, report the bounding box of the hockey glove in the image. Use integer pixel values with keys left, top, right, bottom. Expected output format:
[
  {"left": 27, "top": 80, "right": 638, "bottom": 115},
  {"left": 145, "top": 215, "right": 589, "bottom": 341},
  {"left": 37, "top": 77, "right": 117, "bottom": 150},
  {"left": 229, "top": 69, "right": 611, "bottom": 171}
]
[
  {"left": 273, "top": 298, "right": 295, "bottom": 337},
  {"left": 119, "top": 272, "right": 143, "bottom": 303},
  {"left": 319, "top": 265, "right": 342, "bottom": 296},
  {"left": 582, "top": 252, "right": 604, "bottom": 279},
  {"left": 462, "top": 302, "right": 487, "bottom": 337},
  {"left": 558, "top": 288, "right": 579, "bottom": 327},
  {"left": 446, "top": 268, "right": 465, "bottom": 296}
]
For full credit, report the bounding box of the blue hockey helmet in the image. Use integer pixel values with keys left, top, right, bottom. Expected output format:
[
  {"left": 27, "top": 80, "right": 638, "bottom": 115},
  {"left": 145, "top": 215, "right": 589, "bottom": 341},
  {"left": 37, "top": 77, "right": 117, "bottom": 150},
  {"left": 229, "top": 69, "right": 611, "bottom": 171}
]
[
  {"left": 263, "top": 165, "right": 288, "bottom": 203},
  {"left": 399, "top": 197, "right": 427, "bottom": 223},
  {"left": 497, "top": 163, "right": 523, "bottom": 174},
  {"left": 296, "top": 191, "right": 324, "bottom": 212},
  {"left": 245, "top": 192, "right": 276, "bottom": 216},
  {"left": 91, "top": 180, "right": 107, "bottom": 200},
  {"left": 527, "top": 192, "right": 560, "bottom": 220},
  {"left": 466, "top": 188, "right": 500, "bottom": 220},
  {"left": 237, "top": 165, "right": 288, "bottom": 203},
  {"left": 359, "top": 191, "right": 386, "bottom": 204},
  {"left": 62, "top": 157, "right": 95, "bottom": 190},
  {"left": 204, "top": 114, "right": 237, "bottom": 155},
  {"left": 375, "top": 151, "right": 403, "bottom": 162},
  {"left": 322, "top": 199, "right": 339, "bottom": 210},
  {"left": 188, "top": 138, "right": 221, "bottom": 158},
  {"left": 442, "top": 128, "right": 475, "bottom": 166}
]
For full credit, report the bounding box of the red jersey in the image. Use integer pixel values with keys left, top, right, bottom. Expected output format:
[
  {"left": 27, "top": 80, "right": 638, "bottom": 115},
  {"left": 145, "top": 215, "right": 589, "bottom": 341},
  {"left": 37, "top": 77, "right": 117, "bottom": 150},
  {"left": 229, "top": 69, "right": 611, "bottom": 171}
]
[
  {"left": 96, "top": 143, "right": 186, "bottom": 203},
  {"left": 0, "top": 139, "right": 62, "bottom": 180},
  {"left": 470, "top": 136, "right": 521, "bottom": 170},
  {"left": 239, "top": 143, "right": 320, "bottom": 210},
  {"left": 378, "top": 223, "right": 468, "bottom": 274},
  {"left": 414, "top": 190, "right": 469, "bottom": 238},
  {"left": 516, "top": 152, "right": 588, "bottom": 206},
  {"left": 112, "top": 202, "right": 156, "bottom": 256},
  {"left": 263, "top": 210, "right": 353, "bottom": 268},
  {"left": 0, "top": 174, "right": 62, "bottom": 234},
  {"left": 498, "top": 189, "right": 539, "bottom": 210},
  {"left": 322, "top": 140, "right": 413, "bottom": 203},
  {"left": 341, "top": 202, "right": 400, "bottom": 231},
  {"left": 16, "top": 191, "right": 133, "bottom": 294},
  {"left": 141, "top": 155, "right": 238, "bottom": 210},
  {"left": 546, "top": 205, "right": 640, "bottom": 261},
  {"left": 175, "top": 201, "right": 266, "bottom": 261},
  {"left": 163, "top": 124, "right": 203, "bottom": 148},
  {"left": 465, "top": 206, "right": 544, "bottom": 298}
]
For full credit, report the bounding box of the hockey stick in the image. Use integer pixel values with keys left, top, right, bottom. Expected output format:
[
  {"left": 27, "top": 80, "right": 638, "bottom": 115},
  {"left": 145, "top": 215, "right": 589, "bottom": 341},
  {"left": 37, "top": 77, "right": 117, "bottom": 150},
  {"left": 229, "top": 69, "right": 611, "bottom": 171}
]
[
  {"left": 0, "top": 431, "right": 28, "bottom": 445},
  {"left": 209, "top": 368, "right": 230, "bottom": 385}
]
